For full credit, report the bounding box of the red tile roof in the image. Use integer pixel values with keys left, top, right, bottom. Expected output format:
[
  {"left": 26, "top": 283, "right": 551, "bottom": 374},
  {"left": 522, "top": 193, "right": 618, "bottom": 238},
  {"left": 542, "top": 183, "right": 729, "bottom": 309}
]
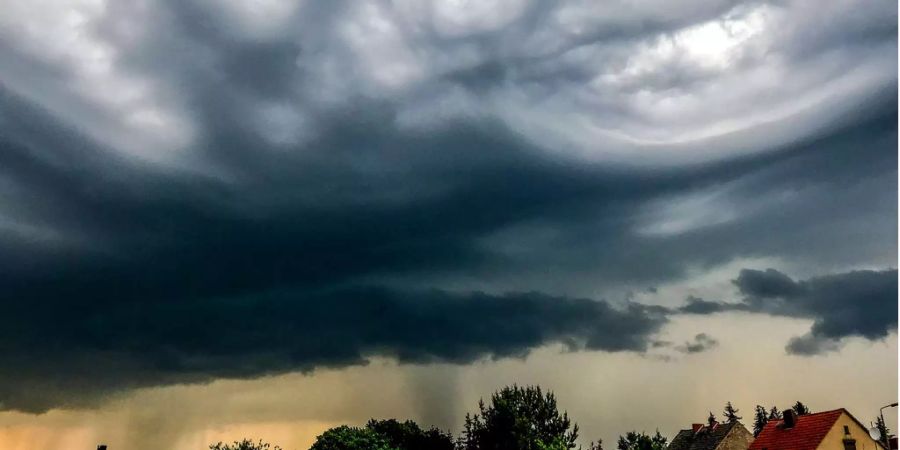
[{"left": 748, "top": 409, "right": 845, "bottom": 450}]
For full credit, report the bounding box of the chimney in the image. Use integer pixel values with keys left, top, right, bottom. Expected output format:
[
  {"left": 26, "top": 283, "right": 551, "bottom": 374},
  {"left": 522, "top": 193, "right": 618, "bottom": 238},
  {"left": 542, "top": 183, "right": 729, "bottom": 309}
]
[
  {"left": 692, "top": 424, "right": 704, "bottom": 433},
  {"left": 783, "top": 410, "right": 796, "bottom": 428}
]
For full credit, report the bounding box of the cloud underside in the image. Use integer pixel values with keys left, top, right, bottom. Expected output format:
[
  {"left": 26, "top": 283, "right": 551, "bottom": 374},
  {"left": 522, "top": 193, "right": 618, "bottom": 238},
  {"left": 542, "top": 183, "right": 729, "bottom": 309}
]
[
  {"left": 678, "top": 268, "right": 899, "bottom": 355},
  {"left": 0, "top": 0, "right": 896, "bottom": 413},
  {"left": 0, "top": 287, "right": 667, "bottom": 413}
]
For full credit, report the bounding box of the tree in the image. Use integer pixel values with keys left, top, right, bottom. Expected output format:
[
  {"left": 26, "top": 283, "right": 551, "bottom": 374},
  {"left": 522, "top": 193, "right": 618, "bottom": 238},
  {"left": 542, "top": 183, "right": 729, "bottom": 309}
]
[
  {"left": 768, "top": 407, "right": 782, "bottom": 420},
  {"left": 366, "top": 418, "right": 454, "bottom": 450},
  {"left": 707, "top": 412, "right": 718, "bottom": 426},
  {"left": 310, "top": 425, "right": 398, "bottom": 450},
  {"left": 876, "top": 415, "right": 891, "bottom": 449},
  {"left": 752, "top": 406, "right": 769, "bottom": 437},
  {"left": 209, "top": 439, "right": 282, "bottom": 450},
  {"left": 538, "top": 438, "right": 574, "bottom": 450},
  {"left": 617, "top": 430, "right": 667, "bottom": 450},
  {"left": 792, "top": 402, "right": 810, "bottom": 416},
  {"left": 723, "top": 402, "right": 742, "bottom": 423},
  {"left": 460, "top": 385, "right": 579, "bottom": 450}
]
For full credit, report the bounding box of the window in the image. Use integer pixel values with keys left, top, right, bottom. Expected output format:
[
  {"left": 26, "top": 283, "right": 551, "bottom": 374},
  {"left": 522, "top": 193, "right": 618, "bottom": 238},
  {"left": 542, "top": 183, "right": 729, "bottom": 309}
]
[{"left": 844, "top": 426, "right": 851, "bottom": 435}]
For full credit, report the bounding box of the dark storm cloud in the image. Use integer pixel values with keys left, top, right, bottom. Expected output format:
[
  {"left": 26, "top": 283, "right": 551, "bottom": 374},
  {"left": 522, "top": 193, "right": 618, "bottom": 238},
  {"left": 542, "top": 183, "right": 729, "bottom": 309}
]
[
  {"left": 678, "top": 296, "right": 736, "bottom": 315},
  {"left": 675, "top": 333, "right": 719, "bottom": 354},
  {"left": 0, "top": 0, "right": 896, "bottom": 413},
  {"left": 737, "top": 269, "right": 899, "bottom": 355},
  {"left": 0, "top": 285, "right": 667, "bottom": 413},
  {"left": 677, "top": 269, "right": 898, "bottom": 354}
]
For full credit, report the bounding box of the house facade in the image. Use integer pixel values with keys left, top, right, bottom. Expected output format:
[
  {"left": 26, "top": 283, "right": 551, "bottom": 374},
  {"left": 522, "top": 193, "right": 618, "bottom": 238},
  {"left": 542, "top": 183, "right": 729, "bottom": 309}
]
[{"left": 749, "top": 409, "right": 884, "bottom": 450}]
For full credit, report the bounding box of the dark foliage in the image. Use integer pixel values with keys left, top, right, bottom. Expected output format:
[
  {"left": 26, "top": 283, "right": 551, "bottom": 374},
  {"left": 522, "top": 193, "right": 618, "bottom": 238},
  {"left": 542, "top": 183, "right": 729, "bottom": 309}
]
[
  {"left": 616, "top": 430, "right": 667, "bottom": 450},
  {"left": 460, "top": 385, "right": 579, "bottom": 450},
  {"left": 366, "top": 419, "right": 454, "bottom": 450},
  {"left": 723, "top": 402, "right": 741, "bottom": 423},
  {"left": 209, "top": 439, "right": 282, "bottom": 450},
  {"left": 792, "top": 402, "right": 810, "bottom": 416},
  {"left": 310, "top": 425, "right": 397, "bottom": 450},
  {"left": 752, "top": 406, "right": 769, "bottom": 437},
  {"left": 876, "top": 415, "right": 891, "bottom": 449}
]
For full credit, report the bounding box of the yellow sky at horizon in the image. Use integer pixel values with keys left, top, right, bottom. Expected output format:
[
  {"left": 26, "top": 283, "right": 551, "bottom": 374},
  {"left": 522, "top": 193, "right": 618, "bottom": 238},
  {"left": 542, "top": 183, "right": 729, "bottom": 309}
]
[{"left": 0, "top": 312, "right": 895, "bottom": 450}]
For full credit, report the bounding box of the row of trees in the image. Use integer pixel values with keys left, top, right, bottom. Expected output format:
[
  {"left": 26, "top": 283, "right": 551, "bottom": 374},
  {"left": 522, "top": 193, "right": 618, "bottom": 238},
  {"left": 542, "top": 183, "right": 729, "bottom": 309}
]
[
  {"left": 750, "top": 401, "right": 810, "bottom": 437},
  {"left": 209, "top": 390, "right": 892, "bottom": 450},
  {"left": 209, "top": 385, "right": 642, "bottom": 450}
]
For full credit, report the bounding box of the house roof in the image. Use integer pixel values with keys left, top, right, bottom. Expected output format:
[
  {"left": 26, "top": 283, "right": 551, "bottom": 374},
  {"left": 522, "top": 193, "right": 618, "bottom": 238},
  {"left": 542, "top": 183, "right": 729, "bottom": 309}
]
[
  {"left": 748, "top": 409, "right": 854, "bottom": 450},
  {"left": 669, "top": 421, "right": 742, "bottom": 450}
]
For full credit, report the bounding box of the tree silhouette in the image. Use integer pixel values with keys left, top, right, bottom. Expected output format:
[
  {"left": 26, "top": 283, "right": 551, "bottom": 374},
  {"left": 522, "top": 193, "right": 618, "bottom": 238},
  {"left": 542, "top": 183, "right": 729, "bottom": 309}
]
[
  {"left": 617, "top": 430, "right": 667, "bottom": 450},
  {"left": 876, "top": 415, "right": 891, "bottom": 449},
  {"left": 366, "top": 419, "right": 453, "bottom": 450},
  {"left": 209, "top": 439, "right": 282, "bottom": 450},
  {"left": 768, "top": 407, "right": 782, "bottom": 420},
  {"left": 752, "top": 406, "right": 769, "bottom": 437},
  {"left": 723, "top": 402, "right": 742, "bottom": 423},
  {"left": 792, "top": 402, "right": 810, "bottom": 416},
  {"left": 460, "top": 385, "right": 579, "bottom": 450},
  {"left": 708, "top": 412, "right": 718, "bottom": 426},
  {"left": 310, "top": 425, "right": 397, "bottom": 450}
]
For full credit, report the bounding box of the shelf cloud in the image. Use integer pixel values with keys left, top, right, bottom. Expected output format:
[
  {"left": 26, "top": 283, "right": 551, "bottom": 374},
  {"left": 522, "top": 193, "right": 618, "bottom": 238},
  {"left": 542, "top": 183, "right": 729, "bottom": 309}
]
[{"left": 0, "top": 0, "right": 895, "bottom": 417}]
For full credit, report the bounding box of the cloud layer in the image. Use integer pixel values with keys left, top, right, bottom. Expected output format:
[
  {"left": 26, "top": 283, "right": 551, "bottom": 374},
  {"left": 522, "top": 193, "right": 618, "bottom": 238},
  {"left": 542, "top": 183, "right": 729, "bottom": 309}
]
[
  {"left": 678, "top": 269, "right": 898, "bottom": 355},
  {"left": 0, "top": 286, "right": 668, "bottom": 413},
  {"left": 0, "top": 0, "right": 895, "bottom": 413}
]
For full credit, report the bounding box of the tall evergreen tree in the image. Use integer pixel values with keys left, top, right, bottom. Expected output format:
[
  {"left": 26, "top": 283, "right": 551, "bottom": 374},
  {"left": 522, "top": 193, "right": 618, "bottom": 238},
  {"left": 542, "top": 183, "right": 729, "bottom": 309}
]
[
  {"left": 752, "top": 406, "right": 769, "bottom": 437},
  {"left": 792, "top": 402, "right": 810, "bottom": 416},
  {"left": 708, "top": 412, "right": 718, "bottom": 426},
  {"left": 876, "top": 415, "right": 891, "bottom": 449},
  {"left": 723, "top": 402, "right": 742, "bottom": 423},
  {"left": 768, "top": 407, "right": 782, "bottom": 420}
]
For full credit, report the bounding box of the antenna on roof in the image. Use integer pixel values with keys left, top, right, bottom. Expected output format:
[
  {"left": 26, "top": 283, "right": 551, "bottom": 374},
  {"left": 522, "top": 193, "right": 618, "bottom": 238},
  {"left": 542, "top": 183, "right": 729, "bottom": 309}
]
[{"left": 869, "top": 426, "right": 882, "bottom": 442}]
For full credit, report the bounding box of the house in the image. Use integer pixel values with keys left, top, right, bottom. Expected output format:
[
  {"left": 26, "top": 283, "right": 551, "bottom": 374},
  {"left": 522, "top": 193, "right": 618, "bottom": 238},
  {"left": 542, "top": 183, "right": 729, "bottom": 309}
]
[
  {"left": 749, "top": 409, "right": 884, "bottom": 450},
  {"left": 668, "top": 420, "right": 755, "bottom": 450}
]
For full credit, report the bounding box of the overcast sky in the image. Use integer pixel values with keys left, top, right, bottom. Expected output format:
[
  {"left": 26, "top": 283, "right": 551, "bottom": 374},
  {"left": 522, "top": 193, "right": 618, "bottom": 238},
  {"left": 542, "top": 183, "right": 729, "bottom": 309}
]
[{"left": 0, "top": 0, "right": 896, "bottom": 449}]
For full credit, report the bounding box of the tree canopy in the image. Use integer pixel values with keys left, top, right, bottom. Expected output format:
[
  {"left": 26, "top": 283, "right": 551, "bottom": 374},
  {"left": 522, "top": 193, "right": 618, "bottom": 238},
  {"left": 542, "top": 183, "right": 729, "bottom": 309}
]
[
  {"left": 366, "top": 419, "right": 454, "bottom": 450},
  {"left": 875, "top": 415, "right": 892, "bottom": 449},
  {"left": 209, "top": 439, "right": 282, "bottom": 450},
  {"left": 460, "top": 385, "right": 580, "bottom": 450},
  {"left": 208, "top": 388, "right": 820, "bottom": 450},
  {"left": 616, "top": 431, "right": 667, "bottom": 450},
  {"left": 752, "top": 405, "right": 769, "bottom": 437},
  {"left": 309, "top": 425, "right": 397, "bottom": 450},
  {"left": 792, "top": 402, "right": 810, "bottom": 416},
  {"left": 723, "top": 402, "right": 741, "bottom": 423}
]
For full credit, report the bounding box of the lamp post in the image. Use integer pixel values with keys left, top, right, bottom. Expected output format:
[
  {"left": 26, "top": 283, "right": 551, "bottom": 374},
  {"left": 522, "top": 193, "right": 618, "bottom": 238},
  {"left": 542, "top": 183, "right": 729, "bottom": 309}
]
[{"left": 880, "top": 403, "right": 898, "bottom": 449}]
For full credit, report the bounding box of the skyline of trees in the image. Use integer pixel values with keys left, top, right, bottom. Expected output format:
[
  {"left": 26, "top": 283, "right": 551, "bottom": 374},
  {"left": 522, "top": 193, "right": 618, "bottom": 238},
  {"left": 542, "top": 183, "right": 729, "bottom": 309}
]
[{"left": 210, "top": 393, "right": 893, "bottom": 450}]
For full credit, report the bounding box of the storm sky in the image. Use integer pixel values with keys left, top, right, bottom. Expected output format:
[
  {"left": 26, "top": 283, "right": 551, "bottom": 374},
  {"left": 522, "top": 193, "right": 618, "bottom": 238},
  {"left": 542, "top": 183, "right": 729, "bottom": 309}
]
[{"left": 0, "top": 0, "right": 897, "bottom": 449}]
